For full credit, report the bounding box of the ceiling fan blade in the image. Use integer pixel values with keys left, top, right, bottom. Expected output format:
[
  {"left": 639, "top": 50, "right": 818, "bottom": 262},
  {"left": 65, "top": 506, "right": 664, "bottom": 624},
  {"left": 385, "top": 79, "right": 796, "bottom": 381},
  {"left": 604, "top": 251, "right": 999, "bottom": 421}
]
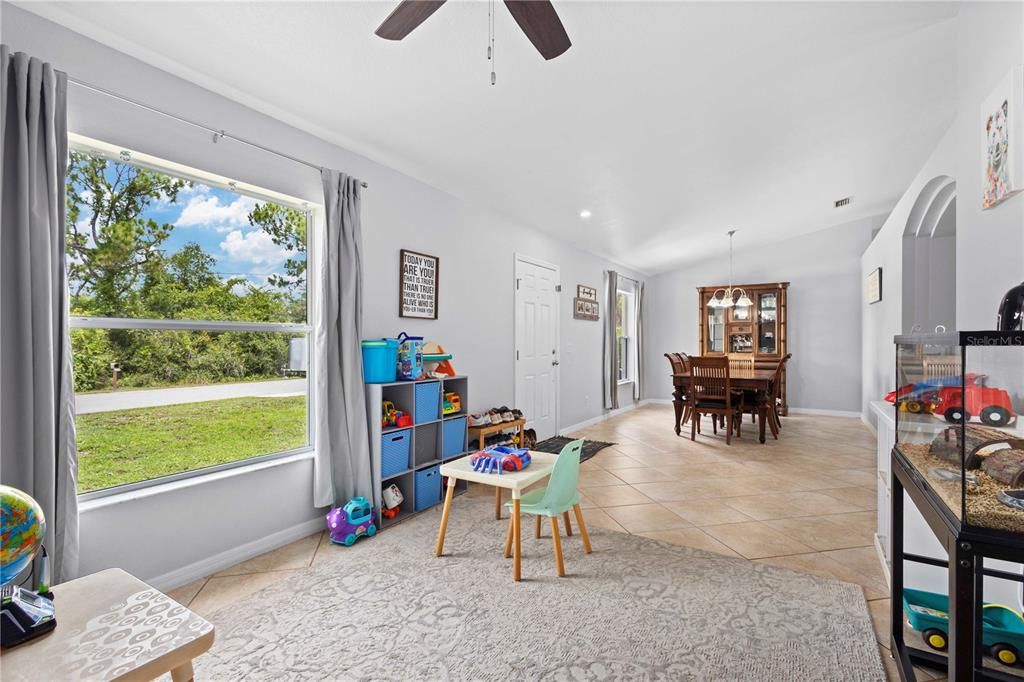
[
  {"left": 503, "top": 0, "right": 571, "bottom": 60},
  {"left": 375, "top": 0, "right": 447, "bottom": 41}
]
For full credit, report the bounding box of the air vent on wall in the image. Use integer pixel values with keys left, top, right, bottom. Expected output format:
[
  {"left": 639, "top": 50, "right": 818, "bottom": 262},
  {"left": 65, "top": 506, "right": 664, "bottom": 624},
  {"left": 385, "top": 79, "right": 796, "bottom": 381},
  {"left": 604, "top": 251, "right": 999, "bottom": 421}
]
[{"left": 834, "top": 196, "right": 852, "bottom": 208}]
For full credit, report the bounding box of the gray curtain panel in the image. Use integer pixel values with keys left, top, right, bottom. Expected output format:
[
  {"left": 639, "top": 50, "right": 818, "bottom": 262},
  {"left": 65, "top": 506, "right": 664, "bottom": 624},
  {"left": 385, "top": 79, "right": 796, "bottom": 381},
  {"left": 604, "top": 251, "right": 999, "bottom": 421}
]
[
  {"left": 0, "top": 46, "right": 79, "bottom": 583},
  {"left": 634, "top": 280, "right": 644, "bottom": 401},
  {"left": 602, "top": 269, "right": 619, "bottom": 410},
  {"left": 313, "top": 169, "right": 373, "bottom": 508}
]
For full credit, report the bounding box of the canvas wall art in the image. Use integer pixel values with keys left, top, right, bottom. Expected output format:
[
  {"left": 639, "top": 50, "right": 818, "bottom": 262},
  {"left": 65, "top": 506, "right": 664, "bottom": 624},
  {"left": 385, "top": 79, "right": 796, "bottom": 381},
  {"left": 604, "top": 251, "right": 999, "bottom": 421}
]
[{"left": 982, "top": 66, "right": 1024, "bottom": 210}]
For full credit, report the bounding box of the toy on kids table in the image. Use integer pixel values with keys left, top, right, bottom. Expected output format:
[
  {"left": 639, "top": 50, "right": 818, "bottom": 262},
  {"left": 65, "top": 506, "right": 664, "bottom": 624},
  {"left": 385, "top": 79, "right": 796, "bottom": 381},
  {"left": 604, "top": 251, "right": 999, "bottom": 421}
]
[
  {"left": 381, "top": 484, "right": 405, "bottom": 519},
  {"left": 326, "top": 497, "right": 377, "bottom": 546},
  {"left": 469, "top": 446, "right": 532, "bottom": 475}
]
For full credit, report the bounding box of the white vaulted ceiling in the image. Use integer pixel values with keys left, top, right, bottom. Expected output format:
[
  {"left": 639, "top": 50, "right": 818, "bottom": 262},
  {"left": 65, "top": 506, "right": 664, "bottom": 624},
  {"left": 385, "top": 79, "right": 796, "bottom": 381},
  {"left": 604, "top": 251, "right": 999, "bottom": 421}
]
[{"left": 21, "top": 1, "right": 958, "bottom": 273}]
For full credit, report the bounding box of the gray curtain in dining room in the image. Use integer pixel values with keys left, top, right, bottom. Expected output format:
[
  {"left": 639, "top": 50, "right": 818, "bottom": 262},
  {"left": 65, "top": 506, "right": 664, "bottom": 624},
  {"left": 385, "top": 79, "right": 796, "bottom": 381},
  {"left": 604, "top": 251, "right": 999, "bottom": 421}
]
[
  {"left": 602, "top": 270, "right": 619, "bottom": 410},
  {"left": 634, "top": 280, "right": 644, "bottom": 401},
  {"left": 0, "top": 46, "right": 79, "bottom": 582},
  {"left": 314, "top": 169, "right": 373, "bottom": 508}
]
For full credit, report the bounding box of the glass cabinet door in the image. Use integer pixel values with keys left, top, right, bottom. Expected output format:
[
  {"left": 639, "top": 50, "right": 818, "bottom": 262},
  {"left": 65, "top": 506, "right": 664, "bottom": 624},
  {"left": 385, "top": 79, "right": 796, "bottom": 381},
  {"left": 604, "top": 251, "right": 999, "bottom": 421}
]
[
  {"left": 758, "top": 292, "right": 778, "bottom": 354},
  {"left": 707, "top": 305, "right": 724, "bottom": 353}
]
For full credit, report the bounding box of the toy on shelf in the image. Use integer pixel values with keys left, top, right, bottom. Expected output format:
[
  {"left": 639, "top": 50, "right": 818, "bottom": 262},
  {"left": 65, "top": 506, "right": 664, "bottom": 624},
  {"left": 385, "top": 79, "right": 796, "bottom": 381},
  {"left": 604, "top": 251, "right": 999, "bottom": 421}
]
[
  {"left": 423, "top": 342, "right": 456, "bottom": 378},
  {"left": 904, "top": 587, "right": 1024, "bottom": 666},
  {"left": 381, "top": 484, "right": 405, "bottom": 519},
  {"left": 469, "top": 446, "right": 532, "bottom": 475},
  {"left": 382, "top": 400, "right": 413, "bottom": 429},
  {"left": 442, "top": 392, "right": 461, "bottom": 416},
  {"left": 326, "top": 497, "right": 377, "bottom": 546},
  {"left": 397, "top": 332, "right": 426, "bottom": 381},
  {"left": 885, "top": 373, "right": 1016, "bottom": 427}
]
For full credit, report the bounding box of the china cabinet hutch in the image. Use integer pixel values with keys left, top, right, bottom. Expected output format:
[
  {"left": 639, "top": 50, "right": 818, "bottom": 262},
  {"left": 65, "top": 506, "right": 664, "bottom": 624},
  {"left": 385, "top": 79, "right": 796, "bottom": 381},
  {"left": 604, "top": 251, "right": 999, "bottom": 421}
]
[{"left": 697, "top": 282, "right": 789, "bottom": 414}]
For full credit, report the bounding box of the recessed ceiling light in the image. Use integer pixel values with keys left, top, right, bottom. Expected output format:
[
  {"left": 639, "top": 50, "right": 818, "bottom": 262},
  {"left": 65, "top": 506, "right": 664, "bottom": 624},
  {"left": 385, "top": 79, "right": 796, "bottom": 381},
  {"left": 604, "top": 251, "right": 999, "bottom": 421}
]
[{"left": 579, "top": 209, "right": 592, "bottom": 219}]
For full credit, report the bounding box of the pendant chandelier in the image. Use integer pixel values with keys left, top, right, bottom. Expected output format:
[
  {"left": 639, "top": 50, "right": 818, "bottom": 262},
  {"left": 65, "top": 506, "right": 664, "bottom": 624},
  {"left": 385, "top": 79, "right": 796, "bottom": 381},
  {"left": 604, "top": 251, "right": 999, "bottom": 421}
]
[{"left": 707, "top": 230, "right": 753, "bottom": 309}]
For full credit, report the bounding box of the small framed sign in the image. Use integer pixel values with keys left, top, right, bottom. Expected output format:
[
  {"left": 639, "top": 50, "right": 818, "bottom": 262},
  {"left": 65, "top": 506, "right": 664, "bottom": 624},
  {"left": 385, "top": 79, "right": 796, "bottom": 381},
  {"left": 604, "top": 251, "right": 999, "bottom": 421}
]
[
  {"left": 574, "top": 297, "right": 600, "bottom": 321},
  {"left": 400, "top": 249, "right": 439, "bottom": 319},
  {"left": 866, "top": 267, "right": 882, "bottom": 304},
  {"left": 577, "top": 285, "right": 598, "bottom": 302}
]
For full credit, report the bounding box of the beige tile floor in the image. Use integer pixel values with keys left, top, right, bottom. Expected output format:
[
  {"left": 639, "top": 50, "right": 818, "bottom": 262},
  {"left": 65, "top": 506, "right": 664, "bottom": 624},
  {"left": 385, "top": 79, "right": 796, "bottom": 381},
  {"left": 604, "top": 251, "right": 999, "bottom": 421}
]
[{"left": 166, "top": 404, "right": 940, "bottom": 681}]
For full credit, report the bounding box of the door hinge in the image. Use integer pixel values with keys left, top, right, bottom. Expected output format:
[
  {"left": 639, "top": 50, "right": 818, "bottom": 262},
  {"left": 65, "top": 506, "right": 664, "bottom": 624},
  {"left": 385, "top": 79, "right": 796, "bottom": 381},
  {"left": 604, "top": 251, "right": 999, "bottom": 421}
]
[
  {"left": 555, "top": 284, "right": 562, "bottom": 292},
  {"left": 516, "top": 350, "right": 520, "bottom": 360},
  {"left": 516, "top": 278, "right": 521, "bottom": 290}
]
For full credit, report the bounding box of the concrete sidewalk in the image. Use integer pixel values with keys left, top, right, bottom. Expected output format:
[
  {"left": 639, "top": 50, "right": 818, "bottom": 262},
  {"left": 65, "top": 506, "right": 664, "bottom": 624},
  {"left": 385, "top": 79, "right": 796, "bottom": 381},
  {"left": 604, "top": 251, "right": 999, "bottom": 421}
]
[{"left": 76, "top": 379, "right": 306, "bottom": 414}]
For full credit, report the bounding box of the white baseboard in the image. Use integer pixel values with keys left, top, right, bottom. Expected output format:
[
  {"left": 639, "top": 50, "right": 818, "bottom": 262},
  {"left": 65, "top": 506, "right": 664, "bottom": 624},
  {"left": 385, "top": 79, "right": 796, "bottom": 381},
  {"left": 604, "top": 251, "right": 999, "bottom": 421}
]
[
  {"left": 148, "top": 516, "right": 324, "bottom": 592},
  {"left": 874, "top": 533, "right": 891, "bottom": 590},
  {"left": 560, "top": 402, "right": 641, "bottom": 434},
  {"left": 640, "top": 398, "right": 673, "bottom": 405},
  {"left": 861, "top": 413, "right": 877, "bottom": 435},
  {"left": 788, "top": 407, "right": 862, "bottom": 419}
]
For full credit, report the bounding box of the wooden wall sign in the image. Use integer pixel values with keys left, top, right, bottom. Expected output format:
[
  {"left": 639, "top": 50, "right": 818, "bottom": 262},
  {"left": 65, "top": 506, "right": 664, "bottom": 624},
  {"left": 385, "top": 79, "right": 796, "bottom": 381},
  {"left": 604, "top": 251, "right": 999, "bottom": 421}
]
[
  {"left": 574, "top": 297, "right": 599, "bottom": 321},
  {"left": 866, "top": 267, "right": 882, "bottom": 304},
  {"left": 399, "top": 249, "right": 439, "bottom": 319},
  {"left": 577, "top": 285, "right": 598, "bottom": 301}
]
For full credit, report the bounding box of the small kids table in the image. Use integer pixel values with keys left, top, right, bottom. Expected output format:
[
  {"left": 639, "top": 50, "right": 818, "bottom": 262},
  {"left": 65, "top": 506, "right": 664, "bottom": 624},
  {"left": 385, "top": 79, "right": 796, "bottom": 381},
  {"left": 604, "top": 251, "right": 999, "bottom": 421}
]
[{"left": 435, "top": 450, "right": 557, "bottom": 582}]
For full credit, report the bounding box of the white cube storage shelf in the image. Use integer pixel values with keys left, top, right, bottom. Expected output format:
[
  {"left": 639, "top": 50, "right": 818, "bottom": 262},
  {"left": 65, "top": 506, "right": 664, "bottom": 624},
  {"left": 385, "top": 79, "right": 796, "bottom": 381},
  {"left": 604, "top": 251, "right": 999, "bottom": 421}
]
[{"left": 366, "top": 376, "right": 470, "bottom": 528}]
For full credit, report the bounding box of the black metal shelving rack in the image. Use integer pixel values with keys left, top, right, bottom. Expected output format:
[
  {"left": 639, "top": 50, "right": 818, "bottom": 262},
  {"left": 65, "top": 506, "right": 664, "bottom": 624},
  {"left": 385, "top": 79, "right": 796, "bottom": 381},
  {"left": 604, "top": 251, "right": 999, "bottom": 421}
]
[{"left": 890, "top": 446, "right": 1024, "bottom": 681}]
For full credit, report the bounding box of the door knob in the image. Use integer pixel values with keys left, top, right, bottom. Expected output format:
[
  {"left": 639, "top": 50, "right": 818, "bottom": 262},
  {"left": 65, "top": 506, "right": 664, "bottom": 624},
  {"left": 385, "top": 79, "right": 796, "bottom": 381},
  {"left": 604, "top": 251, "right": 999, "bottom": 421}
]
[{"left": 552, "top": 360, "right": 560, "bottom": 366}]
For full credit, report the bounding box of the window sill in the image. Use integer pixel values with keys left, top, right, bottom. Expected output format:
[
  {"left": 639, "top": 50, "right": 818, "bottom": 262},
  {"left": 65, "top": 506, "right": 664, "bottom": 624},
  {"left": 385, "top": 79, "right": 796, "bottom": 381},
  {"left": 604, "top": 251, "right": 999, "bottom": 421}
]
[
  {"left": 78, "top": 450, "right": 315, "bottom": 512},
  {"left": 617, "top": 379, "right": 635, "bottom": 386}
]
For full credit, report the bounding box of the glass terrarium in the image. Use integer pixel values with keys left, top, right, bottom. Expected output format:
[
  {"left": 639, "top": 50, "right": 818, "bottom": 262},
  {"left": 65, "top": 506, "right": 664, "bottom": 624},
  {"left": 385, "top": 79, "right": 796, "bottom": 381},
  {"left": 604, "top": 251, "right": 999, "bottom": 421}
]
[{"left": 894, "top": 331, "right": 1024, "bottom": 535}]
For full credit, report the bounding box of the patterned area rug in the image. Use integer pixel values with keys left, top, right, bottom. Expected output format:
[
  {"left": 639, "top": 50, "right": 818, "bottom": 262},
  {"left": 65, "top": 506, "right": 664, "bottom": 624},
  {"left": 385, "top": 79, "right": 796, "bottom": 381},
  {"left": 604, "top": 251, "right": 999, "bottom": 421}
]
[
  {"left": 196, "top": 497, "right": 885, "bottom": 681},
  {"left": 532, "top": 435, "right": 615, "bottom": 463}
]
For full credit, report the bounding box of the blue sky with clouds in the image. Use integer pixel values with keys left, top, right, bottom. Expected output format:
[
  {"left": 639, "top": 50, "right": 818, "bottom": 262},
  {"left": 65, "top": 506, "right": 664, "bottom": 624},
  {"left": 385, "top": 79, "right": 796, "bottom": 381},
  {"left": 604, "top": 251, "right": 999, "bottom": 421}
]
[{"left": 74, "top": 169, "right": 301, "bottom": 291}]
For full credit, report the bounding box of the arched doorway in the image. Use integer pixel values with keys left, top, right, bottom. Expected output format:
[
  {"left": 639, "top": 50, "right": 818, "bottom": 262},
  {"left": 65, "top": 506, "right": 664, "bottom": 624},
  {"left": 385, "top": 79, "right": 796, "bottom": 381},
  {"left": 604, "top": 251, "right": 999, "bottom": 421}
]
[{"left": 902, "top": 175, "right": 956, "bottom": 333}]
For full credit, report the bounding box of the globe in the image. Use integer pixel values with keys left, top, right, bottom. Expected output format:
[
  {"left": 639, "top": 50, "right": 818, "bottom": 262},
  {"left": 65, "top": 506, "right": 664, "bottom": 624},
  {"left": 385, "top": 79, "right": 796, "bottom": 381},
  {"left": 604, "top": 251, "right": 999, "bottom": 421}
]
[{"left": 0, "top": 485, "right": 46, "bottom": 587}]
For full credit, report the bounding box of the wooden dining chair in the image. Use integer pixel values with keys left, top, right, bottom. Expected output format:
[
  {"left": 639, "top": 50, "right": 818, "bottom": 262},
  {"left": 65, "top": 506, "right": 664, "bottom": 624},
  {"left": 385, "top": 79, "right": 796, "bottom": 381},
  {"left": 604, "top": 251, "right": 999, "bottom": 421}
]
[
  {"left": 728, "top": 356, "right": 754, "bottom": 373},
  {"left": 664, "top": 352, "right": 692, "bottom": 427},
  {"left": 766, "top": 353, "right": 792, "bottom": 438},
  {"left": 687, "top": 356, "right": 744, "bottom": 445}
]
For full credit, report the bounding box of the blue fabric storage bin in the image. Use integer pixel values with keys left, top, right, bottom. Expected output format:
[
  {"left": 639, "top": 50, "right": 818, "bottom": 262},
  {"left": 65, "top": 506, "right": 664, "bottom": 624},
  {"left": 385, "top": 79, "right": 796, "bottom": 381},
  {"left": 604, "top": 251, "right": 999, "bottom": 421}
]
[
  {"left": 380, "top": 429, "right": 411, "bottom": 478},
  {"left": 414, "top": 382, "right": 441, "bottom": 422},
  {"left": 442, "top": 417, "right": 467, "bottom": 459},
  {"left": 414, "top": 465, "right": 441, "bottom": 511}
]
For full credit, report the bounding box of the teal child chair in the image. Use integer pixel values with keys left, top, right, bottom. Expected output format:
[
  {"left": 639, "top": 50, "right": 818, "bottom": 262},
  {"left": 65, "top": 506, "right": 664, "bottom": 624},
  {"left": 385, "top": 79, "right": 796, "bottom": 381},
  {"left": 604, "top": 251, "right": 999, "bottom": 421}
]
[{"left": 503, "top": 439, "right": 592, "bottom": 576}]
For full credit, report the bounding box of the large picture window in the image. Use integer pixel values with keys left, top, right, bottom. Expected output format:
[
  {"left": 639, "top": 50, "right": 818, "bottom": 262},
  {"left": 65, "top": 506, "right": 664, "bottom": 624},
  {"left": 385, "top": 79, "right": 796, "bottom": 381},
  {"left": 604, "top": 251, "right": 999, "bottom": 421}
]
[{"left": 67, "top": 137, "right": 314, "bottom": 495}]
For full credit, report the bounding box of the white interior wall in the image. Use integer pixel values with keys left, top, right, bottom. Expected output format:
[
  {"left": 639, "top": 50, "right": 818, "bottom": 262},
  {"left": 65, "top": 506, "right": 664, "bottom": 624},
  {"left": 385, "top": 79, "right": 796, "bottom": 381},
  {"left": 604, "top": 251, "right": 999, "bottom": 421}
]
[
  {"left": 1, "top": 4, "right": 642, "bottom": 587},
  {"left": 955, "top": 1, "right": 1024, "bottom": 329},
  {"left": 643, "top": 217, "right": 880, "bottom": 414},
  {"left": 860, "top": 129, "right": 956, "bottom": 428}
]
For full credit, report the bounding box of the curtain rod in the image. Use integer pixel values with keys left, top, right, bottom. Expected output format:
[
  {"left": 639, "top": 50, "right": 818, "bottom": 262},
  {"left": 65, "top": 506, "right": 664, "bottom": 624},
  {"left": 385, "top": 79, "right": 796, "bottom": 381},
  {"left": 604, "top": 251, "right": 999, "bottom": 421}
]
[
  {"left": 616, "top": 272, "right": 642, "bottom": 286},
  {"left": 66, "top": 77, "right": 368, "bottom": 189}
]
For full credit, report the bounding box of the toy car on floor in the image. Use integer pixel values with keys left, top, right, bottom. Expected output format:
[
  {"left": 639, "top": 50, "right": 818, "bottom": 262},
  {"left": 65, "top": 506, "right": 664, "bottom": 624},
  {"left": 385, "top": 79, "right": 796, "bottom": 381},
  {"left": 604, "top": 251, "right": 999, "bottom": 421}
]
[
  {"left": 326, "top": 496, "right": 377, "bottom": 546},
  {"left": 903, "top": 587, "right": 1024, "bottom": 667}
]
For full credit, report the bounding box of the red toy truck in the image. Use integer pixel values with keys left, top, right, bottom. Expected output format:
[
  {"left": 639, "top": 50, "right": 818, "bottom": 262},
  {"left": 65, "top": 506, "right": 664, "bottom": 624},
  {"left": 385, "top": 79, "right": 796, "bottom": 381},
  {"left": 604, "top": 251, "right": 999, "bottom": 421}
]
[{"left": 934, "top": 376, "right": 1015, "bottom": 427}]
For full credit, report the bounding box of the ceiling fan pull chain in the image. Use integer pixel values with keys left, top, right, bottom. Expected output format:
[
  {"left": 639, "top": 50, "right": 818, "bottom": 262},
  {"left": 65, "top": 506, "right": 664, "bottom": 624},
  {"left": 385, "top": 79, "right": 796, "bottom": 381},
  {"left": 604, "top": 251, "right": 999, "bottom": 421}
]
[{"left": 490, "top": 0, "right": 497, "bottom": 85}]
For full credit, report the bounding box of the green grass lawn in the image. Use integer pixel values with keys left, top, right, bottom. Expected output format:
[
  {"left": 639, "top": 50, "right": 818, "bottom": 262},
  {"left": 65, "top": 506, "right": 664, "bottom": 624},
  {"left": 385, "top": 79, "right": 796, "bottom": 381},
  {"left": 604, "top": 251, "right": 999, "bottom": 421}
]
[{"left": 76, "top": 396, "right": 308, "bottom": 493}]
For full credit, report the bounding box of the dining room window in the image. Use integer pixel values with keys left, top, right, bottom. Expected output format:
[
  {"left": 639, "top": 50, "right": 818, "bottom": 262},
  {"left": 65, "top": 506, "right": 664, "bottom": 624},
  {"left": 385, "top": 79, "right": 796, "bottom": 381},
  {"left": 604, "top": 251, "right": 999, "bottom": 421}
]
[{"left": 616, "top": 289, "right": 636, "bottom": 383}]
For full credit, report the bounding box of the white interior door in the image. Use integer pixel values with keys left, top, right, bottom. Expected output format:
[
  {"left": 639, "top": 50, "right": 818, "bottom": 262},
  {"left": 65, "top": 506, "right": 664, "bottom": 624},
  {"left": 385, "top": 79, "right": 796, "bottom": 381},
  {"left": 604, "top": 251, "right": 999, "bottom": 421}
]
[{"left": 514, "top": 256, "right": 559, "bottom": 441}]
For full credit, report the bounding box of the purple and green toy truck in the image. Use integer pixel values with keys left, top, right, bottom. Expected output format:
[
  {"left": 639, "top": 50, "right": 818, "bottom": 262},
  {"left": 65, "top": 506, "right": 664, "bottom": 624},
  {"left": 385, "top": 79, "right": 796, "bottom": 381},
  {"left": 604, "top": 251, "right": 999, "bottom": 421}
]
[{"left": 326, "top": 496, "right": 377, "bottom": 546}]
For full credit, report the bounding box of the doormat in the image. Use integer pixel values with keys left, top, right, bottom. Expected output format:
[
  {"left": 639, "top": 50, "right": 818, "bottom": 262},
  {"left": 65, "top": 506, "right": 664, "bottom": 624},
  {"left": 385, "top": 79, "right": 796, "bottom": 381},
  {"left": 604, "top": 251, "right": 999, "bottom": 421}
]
[{"left": 532, "top": 436, "right": 615, "bottom": 463}]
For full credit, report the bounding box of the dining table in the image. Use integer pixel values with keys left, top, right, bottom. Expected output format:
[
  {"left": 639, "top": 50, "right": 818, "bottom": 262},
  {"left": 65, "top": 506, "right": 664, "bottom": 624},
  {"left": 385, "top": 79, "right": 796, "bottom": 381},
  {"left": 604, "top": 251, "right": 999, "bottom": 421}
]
[{"left": 672, "top": 368, "right": 776, "bottom": 444}]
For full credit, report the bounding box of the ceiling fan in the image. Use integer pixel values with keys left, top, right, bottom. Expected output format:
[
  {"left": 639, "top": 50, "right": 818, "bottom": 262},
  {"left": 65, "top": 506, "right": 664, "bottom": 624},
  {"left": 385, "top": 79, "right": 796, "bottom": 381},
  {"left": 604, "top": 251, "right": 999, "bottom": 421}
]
[{"left": 374, "top": 0, "right": 571, "bottom": 61}]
